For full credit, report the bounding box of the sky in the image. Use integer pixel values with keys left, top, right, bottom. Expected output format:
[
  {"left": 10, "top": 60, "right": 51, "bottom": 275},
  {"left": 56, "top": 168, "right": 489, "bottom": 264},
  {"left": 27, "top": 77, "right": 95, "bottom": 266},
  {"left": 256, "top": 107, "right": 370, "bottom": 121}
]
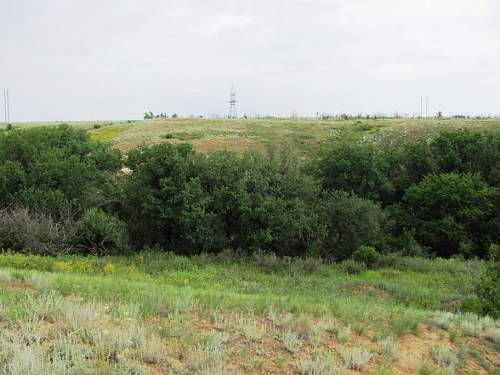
[{"left": 1, "top": 0, "right": 499, "bottom": 121}]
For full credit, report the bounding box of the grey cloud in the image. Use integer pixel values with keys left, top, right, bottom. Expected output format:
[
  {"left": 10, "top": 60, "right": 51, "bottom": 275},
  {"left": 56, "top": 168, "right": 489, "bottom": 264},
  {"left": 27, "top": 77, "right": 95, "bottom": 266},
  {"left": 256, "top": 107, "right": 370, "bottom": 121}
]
[{"left": 1, "top": 0, "right": 499, "bottom": 120}]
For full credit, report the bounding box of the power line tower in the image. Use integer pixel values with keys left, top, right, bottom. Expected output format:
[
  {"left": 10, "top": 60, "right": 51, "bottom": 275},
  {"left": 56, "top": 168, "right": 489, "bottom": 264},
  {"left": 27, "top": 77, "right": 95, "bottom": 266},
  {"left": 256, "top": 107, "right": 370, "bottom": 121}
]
[{"left": 228, "top": 85, "right": 237, "bottom": 119}]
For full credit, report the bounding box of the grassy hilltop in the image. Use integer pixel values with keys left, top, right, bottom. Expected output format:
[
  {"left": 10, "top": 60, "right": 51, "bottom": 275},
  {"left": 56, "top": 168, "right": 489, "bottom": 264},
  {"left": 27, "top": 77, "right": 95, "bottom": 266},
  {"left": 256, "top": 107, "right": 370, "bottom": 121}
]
[
  {"left": 5, "top": 117, "right": 500, "bottom": 156},
  {"left": 82, "top": 117, "right": 500, "bottom": 156}
]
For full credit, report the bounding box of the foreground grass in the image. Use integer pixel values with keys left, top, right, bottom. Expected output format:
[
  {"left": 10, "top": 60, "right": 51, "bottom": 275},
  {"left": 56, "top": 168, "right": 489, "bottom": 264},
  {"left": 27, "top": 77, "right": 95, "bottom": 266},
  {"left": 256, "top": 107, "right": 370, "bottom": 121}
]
[{"left": 0, "top": 253, "right": 498, "bottom": 374}]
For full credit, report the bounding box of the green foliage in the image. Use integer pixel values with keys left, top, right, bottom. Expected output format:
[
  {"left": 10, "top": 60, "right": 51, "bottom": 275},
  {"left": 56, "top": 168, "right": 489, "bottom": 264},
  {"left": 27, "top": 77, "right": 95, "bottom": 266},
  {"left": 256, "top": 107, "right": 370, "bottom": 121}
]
[
  {"left": 385, "top": 130, "right": 500, "bottom": 200},
  {"left": 321, "top": 192, "right": 382, "bottom": 260},
  {"left": 430, "top": 130, "right": 500, "bottom": 186},
  {"left": 488, "top": 243, "right": 500, "bottom": 261},
  {"left": 123, "top": 143, "right": 225, "bottom": 253},
  {"left": 74, "top": 208, "right": 129, "bottom": 256},
  {"left": 123, "top": 143, "right": 324, "bottom": 256},
  {"left": 0, "top": 125, "right": 122, "bottom": 215},
  {"left": 394, "top": 173, "right": 500, "bottom": 258},
  {"left": 0, "top": 125, "right": 499, "bottom": 263},
  {"left": 316, "top": 143, "right": 393, "bottom": 202},
  {"left": 352, "top": 245, "right": 380, "bottom": 266}
]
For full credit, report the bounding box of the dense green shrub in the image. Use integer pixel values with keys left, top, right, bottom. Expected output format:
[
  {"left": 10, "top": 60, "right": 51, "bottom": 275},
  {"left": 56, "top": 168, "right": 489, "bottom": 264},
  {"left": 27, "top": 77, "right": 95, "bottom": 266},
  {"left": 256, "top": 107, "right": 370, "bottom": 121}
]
[
  {"left": 315, "top": 143, "right": 393, "bottom": 202},
  {"left": 123, "top": 144, "right": 325, "bottom": 256},
  {"left": 123, "top": 143, "right": 226, "bottom": 253},
  {"left": 320, "top": 192, "right": 382, "bottom": 261},
  {"left": 352, "top": 245, "right": 380, "bottom": 266},
  {"left": 430, "top": 130, "right": 500, "bottom": 186},
  {"left": 74, "top": 208, "right": 129, "bottom": 256},
  {"left": 199, "top": 150, "right": 325, "bottom": 256},
  {"left": 316, "top": 130, "right": 500, "bottom": 206},
  {"left": 0, "top": 125, "right": 122, "bottom": 215},
  {"left": 393, "top": 173, "right": 500, "bottom": 258},
  {"left": 382, "top": 140, "right": 437, "bottom": 202}
]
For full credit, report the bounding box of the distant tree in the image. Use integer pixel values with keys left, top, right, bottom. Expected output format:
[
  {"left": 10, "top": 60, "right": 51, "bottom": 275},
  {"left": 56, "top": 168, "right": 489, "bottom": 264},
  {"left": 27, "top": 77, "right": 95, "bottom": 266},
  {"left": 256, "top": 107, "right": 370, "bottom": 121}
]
[
  {"left": 436, "top": 111, "right": 443, "bottom": 118},
  {"left": 172, "top": 114, "right": 178, "bottom": 118}
]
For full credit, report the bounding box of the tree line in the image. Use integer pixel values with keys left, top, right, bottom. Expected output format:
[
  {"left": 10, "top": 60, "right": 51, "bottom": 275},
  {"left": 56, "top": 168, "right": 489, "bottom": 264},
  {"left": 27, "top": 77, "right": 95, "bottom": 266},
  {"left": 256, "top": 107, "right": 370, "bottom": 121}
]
[{"left": 0, "top": 125, "right": 498, "bottom": 261}]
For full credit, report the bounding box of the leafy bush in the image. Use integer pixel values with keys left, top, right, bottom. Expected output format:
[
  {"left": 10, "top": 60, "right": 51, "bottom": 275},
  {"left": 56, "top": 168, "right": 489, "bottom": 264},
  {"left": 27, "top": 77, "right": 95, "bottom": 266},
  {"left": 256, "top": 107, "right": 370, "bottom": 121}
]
[
  {"left": 316, "top": 143, "right": 393, "bottom": 203},
  {"left": 393, "top": 173, "right": 500, "bottom": 258},
  {"left": 74, "top": 208, "right": 129, "bottom": 256},
  {"left": 430, "top": 130, "right": 500, "bottom": 186},
  {"left": 123, "top": 143, "right": 227, "bottom": 253},
  {"left": 0, "top": 125, "right": 122, "bottom": 216},
  {"left": 321, "top": 192, "right": 382, "bottom": 261},
  {"left": 316, "top": 130, "right": 500, "bottom": 205},
  {"left": 123, "top": 144, "right": 325, "bottom": 256},
  {"left": 352, "top": 245, "right": 380, "bottom": 266}
]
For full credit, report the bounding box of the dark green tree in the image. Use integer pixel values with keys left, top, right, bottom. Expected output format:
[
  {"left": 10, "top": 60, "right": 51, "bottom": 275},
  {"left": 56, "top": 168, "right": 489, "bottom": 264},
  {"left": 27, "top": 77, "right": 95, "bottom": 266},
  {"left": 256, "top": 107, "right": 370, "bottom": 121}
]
[
  {"left": 397, "top": 173, "right": 500, "bottom": 258},
  {"left": 320, "top": 192, "right": 382, "bottom": 261},
  {"left": 315, "top": 143, "right": 394, "bottom": 203}
]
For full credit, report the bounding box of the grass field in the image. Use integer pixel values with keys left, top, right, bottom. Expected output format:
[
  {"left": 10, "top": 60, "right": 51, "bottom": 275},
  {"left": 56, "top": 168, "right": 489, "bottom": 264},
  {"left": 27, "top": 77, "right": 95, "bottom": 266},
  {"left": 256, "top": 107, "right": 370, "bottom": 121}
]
[
  {"left": 0, "top": 252, "right": 498, "bottom": 374},
  {"left": 4, "top": 117, "right": 500, "bottom": 156}
]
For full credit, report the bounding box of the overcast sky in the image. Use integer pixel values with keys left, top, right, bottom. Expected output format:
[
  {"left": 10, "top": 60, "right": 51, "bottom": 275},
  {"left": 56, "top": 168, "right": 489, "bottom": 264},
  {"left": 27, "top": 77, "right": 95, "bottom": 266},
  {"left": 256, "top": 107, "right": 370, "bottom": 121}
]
[{"left": 1, "top": 0, "right": 499, "bottom": 121}]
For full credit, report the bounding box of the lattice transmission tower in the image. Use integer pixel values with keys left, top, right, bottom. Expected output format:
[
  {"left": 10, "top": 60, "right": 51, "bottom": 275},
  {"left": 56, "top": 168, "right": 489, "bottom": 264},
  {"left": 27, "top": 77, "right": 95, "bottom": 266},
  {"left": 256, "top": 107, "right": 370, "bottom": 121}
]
[{"left": 228, "top": 85, "right": 237, "bottom": 119}]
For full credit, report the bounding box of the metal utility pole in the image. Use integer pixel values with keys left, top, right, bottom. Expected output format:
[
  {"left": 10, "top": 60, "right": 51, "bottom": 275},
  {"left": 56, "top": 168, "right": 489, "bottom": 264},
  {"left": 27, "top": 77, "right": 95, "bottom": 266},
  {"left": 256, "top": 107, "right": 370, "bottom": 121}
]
[
  {"left": 6, "top": 89, "right": 10, "bottom": 124},
  {"left": 420, "top": 96, "right": 423, "bottom": 118},
  {"left": 228, "top": 85, "right": 237, "bottom": 119},
  {"left": 2, "top": 89, "right": 6, "bottom": 124},
  {"left": 426, "top": 96, "right": 429, "bottom": 118}
]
